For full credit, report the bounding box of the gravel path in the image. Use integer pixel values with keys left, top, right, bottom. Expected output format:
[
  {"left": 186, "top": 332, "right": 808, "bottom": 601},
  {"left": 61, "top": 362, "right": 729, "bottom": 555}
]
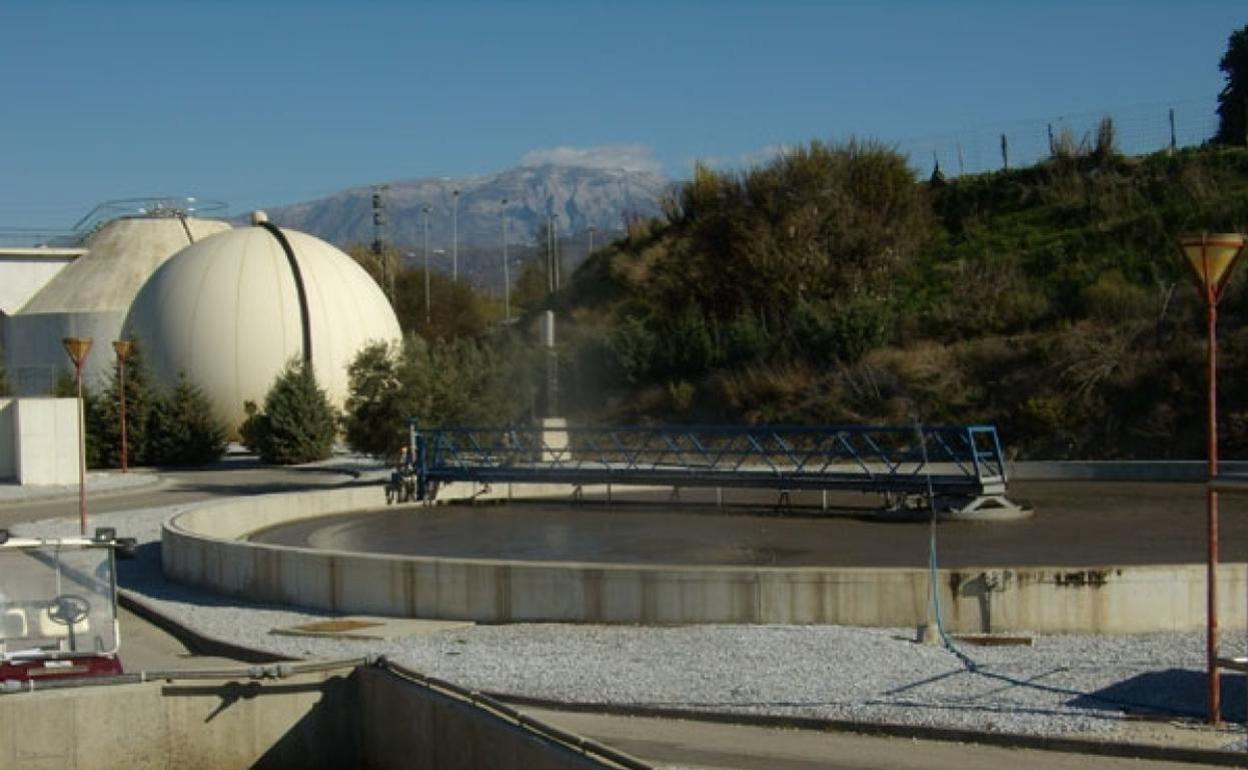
[{"left": 15, "top": 504, "right": 1248, "bottom": 753}]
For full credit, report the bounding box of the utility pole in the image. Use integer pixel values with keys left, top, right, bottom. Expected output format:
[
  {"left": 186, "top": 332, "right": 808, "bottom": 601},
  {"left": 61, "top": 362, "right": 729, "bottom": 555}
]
[
  {"left": 422, "top": 205, "right": 431, "bottom": 325},
  {"left": 552, "top": 213, "right": 561, "bottom": 290},
  {"left": 452, "top": 188, "right": 460, "bottom": 281},
  {"left": 501, "top": 198, "right": 510, "bottom": 321},
  {"left": 371, "top": 185, "right": 392, "bottom": 302},
  {"left": 546, "top": 213, "right": 555, "bottom": 295}
]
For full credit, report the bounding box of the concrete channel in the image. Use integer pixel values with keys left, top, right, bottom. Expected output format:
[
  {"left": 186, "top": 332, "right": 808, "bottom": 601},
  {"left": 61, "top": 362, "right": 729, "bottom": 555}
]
[{"left": 0, "top": 659, "right": 647, "bottom": 770}]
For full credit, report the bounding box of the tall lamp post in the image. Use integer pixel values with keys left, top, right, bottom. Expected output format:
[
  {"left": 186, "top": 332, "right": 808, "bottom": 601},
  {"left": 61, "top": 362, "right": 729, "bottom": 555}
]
[
  {"left": 551, "top": 213, "right": 561, "bottom": 290},
  {"left": 422, "top": 205, "right": 432, "bottom": 325},
  {"left": 452, "top": 189, "right": 460, "bottom": 281},
  {"left": 62, "top": 337, "right": 93, "bottom": 536},
  {"left": 1179, "top": 232, "right": 1247, "bottom": 725},
  {"left": 112, "top": 340, "right": 133, "bottom": 473},
  {"left": 501, "top": 198, "right": 510, "bottom": 321}
]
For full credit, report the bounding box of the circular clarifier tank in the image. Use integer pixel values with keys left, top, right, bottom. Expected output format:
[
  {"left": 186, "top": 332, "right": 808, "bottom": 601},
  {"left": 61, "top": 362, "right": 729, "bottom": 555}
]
[{"left": 249, "top": 481, "right": 1245, "bottom": 567}]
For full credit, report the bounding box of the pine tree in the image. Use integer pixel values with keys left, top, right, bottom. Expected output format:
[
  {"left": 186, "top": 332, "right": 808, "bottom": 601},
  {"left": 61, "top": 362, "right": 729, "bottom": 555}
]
[
  {"left": 93, "top": 340, "right": 158, "bottom": 467},
  {"left": 247, "top": 361, "right": 339, "bottom": 465},
  {"left": 148, "top": 373, "right": 227, "bottom": 465}
]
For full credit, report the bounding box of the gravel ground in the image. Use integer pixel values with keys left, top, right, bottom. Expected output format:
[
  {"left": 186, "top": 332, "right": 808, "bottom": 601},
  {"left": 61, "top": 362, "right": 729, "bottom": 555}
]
[{"left": 15, "top": 504, "right": 1248, "bottom": 753}]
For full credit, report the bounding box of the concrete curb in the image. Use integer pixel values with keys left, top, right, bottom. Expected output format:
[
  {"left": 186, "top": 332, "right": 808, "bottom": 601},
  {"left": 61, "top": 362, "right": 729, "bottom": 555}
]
[{"left": 491, "top": 694, "right": 1246, "bottom": 767}]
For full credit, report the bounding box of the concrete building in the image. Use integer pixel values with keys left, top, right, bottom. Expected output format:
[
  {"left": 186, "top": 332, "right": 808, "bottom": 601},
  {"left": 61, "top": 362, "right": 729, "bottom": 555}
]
[
  {"left": 0, "top": 247, "right": 85, "bottom": 317},
  {"left": 124, "top": 212, "right": 401, "bottom": 431},
  {"left": 3, "top": 212, "right": 230, "bottom": 393}
]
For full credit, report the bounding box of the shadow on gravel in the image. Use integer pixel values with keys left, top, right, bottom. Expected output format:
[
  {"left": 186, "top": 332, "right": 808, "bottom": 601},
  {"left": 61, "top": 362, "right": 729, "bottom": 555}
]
[{"left": 1070, "top": 669, "right": 1246, "bottom": 722}]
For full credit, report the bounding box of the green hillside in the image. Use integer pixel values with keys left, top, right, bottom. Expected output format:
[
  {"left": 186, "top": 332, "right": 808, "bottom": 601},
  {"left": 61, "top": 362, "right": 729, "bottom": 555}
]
[{"left": 553, "top": 140, "right": 1248, "bottom": 460}]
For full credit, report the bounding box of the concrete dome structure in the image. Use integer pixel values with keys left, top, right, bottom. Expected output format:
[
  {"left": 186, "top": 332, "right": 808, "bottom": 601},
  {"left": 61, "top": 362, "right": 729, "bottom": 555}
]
[
  {"left": 124, "top": 215, "right": 401, "bottom": 430},
  {"left": 3, "top": 215, "right": 232, "bottom": 393}
]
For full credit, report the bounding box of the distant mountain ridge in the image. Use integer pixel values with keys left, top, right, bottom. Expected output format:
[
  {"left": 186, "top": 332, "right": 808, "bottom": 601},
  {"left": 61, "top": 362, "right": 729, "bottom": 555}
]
[{"left": 261, "top": 164, "right": 671, "bottom": 264}]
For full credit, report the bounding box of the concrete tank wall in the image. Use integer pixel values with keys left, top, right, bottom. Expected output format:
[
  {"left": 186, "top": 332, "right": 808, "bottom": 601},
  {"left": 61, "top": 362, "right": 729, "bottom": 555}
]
[
  {"left": 3, "top": 310, "right": 122, "bottom": 394},
  {"left": 0, "top": 667, "right": 624, "bottom": 770},
  {"left": 0, "top": 672, "right": 356, "bottom": 770},
  {"left": 161, "top": 483, "right": 1246, "bottom": 634}
]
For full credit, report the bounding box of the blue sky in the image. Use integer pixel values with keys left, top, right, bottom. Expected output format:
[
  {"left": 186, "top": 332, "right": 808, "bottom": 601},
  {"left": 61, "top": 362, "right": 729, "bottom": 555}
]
[{"left": 1, "top": 0, "right": 1243, "bottom": 224}]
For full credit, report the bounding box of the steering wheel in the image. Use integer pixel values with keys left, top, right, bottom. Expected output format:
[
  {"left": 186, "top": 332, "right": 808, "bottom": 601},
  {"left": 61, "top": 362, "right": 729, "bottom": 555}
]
[{"left": 46, "top": 594, "right": 91, "bottom": 626}]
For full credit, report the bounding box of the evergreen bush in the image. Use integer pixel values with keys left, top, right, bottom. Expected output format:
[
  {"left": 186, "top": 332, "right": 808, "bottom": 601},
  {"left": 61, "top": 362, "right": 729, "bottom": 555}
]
[
  {"left": 148, "top": 374, "right": 227, "bottom": 465},
  {"left": 92, "top": 340, "right": 158, "bottom": 467},
  {"left": 245, "top": 362, "right": 338, "bottom": 465},
  {"left": 342, "top": 341, "right": 411, "bottom": 458}
]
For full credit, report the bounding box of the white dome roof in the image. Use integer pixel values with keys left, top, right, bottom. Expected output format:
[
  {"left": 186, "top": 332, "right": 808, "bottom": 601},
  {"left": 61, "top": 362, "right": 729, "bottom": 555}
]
[{"left": 124, "top": 223, "right": 401, "bottom": 429}]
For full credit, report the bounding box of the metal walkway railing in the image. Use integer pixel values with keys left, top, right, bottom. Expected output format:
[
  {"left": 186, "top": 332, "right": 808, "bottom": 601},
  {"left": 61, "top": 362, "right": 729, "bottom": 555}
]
[{"left": 407, "top": 423, "right": 1010, "bottom": 506}]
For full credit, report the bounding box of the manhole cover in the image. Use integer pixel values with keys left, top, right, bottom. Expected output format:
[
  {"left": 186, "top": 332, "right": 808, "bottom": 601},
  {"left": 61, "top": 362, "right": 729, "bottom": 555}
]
[{"left": 288, "top": 620, "right": 382, "bottom": 634}]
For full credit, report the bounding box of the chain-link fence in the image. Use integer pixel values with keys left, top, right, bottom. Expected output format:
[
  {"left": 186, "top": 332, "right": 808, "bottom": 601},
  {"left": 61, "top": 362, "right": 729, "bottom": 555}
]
[{"left": 896, "top": 99, "right": 1221, "bottom": 179}]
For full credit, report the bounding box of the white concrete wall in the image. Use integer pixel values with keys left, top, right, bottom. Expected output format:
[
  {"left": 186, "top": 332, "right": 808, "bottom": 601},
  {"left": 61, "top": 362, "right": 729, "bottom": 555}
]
[
  {"left": 0, "top": 250, "right": 80, "bottom": 316},
  {"left": 0, "top": 668, "right": 619, "bottom": 770},
  {"left": 11, "top": 397, "right": 79, "bottom": 485},
  {"left": 161, "top": 483, "right": 1244, "bottom": 634}
]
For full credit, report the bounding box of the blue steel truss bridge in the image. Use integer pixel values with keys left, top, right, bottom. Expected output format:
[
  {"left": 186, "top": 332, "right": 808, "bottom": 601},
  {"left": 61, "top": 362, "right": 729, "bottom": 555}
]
[{"left": 403, "top": 423, "right": 1024, "bottom": 517}]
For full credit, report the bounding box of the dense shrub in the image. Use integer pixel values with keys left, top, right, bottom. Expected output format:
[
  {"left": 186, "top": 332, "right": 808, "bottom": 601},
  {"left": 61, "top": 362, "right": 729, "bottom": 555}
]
[
  {"left": 242, "top": 362, "right": 338, "bottom": 465},
  {"left": 148, "top": 374, "right": 227, "bottom": 465},
  {"left": 341, "top": 341, "right": 411, "bottom": 458},
  {"left": 341, "top": 333, "right": 536, "bottom": 456},
  {"left": 787, "top": 296, "right": 893, "bottom": 364}
]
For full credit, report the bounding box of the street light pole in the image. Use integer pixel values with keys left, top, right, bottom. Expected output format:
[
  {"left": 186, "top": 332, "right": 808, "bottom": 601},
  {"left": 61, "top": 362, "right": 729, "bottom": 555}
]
[
  {"left": 452, "top": 189, "right": 460, "bottom": 282},
  {"left": 545, "top": 212, "right": 555, "bottom": 295},
  {"left": 552, "top": 213, "right": 560, "bottom": 290},
  {"left": 1179, "top": 232, "right": 1247, "bottom": 725},
  {"left": 62, "top": 337, "right": 93, "bottom": 536},
  {"left": 501, "top": 198, "right": 511, "bottom": 321},
  {"left": 112, "top": 340, "right": 133, "bottom": 473},
  {"left": 422, "top": 205, "right": 431, "bottom": 325}
]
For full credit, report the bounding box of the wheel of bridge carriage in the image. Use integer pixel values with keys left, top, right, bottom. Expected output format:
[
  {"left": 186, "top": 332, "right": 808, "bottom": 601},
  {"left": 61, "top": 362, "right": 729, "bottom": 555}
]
[{"left": 385, "top": 484, "right": 395, "bottom": 505}]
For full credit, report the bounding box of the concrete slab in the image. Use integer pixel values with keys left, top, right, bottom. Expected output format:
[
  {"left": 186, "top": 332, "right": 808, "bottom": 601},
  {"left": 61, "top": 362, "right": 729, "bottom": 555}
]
[{"left": 271, "top": 616, "right": 475, "bottom": 641}]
